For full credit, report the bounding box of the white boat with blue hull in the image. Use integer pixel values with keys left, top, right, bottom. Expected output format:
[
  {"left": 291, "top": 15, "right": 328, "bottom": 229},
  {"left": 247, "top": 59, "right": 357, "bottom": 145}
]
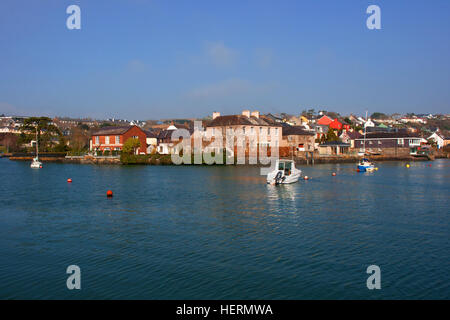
[
  {"left": 357, "top": 110, "right": 375, "bottom": 173},
  {"left": 357, "top": 158, "right": 375, "bottom": 172},
  {"left": 267, "top": 159, "right": 301, "bottom": 185}
]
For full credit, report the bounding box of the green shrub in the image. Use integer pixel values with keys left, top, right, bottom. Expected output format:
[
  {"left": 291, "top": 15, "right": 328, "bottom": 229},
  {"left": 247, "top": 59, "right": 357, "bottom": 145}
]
[{"left": 120, "top": 153, "right": 150, "bottom": 165}]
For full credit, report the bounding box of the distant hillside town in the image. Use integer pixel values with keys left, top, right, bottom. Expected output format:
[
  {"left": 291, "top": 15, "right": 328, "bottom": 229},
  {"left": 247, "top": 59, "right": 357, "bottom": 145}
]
[{"left": 1, "top": 109, "right": 449, "bottom": 162}]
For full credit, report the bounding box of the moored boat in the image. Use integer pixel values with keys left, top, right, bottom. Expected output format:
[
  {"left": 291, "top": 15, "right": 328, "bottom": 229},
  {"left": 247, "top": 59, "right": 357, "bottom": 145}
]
[
  {"left": 266, "top": 159, "right": 301, "bottom": 185},
  {"left": 357, "top": 158, "right": 375, "bottom": 172},
  {"left": 30, "top": 127, "right": 42, "bottom": 169}
]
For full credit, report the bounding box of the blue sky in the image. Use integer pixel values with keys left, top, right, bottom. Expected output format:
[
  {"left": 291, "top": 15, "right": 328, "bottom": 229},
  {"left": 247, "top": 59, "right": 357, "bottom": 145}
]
[{"left": 1, "top": 0, "right": 449, "bottom": 119}]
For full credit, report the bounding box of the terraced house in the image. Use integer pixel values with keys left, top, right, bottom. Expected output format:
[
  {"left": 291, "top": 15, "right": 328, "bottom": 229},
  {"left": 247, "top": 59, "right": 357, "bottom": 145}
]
[{"left": 205, "top": 110, "right": 283, "bottom": 155}]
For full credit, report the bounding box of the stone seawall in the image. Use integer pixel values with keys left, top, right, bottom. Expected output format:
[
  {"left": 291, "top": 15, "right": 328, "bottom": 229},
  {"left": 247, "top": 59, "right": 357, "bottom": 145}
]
[{"left": 64, "top": 156, "right": 121, "bottom": 165}]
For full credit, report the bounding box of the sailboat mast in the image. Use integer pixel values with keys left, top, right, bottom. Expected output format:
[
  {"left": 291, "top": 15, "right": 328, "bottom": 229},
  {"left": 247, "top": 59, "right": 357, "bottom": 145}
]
[
  {"left": 35, "top": 126, "right": 39, "bottom": 158},
  {"left": 363, "top": 110, "right": 368, "bottom": 154}
]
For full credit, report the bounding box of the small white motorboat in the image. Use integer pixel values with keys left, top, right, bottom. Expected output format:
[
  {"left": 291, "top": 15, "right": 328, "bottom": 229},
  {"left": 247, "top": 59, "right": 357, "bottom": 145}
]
[{"left": 267, "top": 159, "right": 301, "bottom": 185}]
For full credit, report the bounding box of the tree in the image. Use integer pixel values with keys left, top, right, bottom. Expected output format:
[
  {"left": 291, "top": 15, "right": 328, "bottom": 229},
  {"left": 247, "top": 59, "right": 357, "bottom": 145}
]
[
  {"left": 122, "top": 138, "right": 141, "bottom": 155},
  {"left": 325, "top": 128, "right": 339, "bottom": 142},
  {"left": 0, "top": 133, "right": 18, "bottom": 153},
  {"left": 20, "top": 117, "right": 62, "bottom": 152},
  {"left": 371, "top": 112, "right": 388, "bottom": 120},
  {"left": 69, "top": 127, "right": 89, "bottom": 151}
]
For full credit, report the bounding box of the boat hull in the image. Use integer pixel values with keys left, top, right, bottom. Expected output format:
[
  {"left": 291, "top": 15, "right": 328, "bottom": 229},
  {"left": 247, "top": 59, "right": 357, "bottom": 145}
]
[{"left": 357, "top": 165, "right": 374, "bottom": 172}]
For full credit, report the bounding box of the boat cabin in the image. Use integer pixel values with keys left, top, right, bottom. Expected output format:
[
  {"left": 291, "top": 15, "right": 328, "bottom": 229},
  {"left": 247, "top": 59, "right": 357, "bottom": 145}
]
[{"left": 277, "top": 160, "right": 294, "bottom": 176}]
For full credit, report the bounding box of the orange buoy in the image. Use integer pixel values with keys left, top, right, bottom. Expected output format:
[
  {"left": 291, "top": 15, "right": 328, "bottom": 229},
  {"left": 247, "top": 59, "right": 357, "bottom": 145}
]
[
  {"left": 106, "top": 190, "right": 113, "bottom": 197},
  {"left": 332, "top": 172, "right": 336, "bottom": 176},
  {"left": 304, "top": 176, "right": 309, "bottom": 180},
  {"left": 356, "top": 169, "right": 360, "bottom": 172},
  {"left": 67, "top": 178, "right": 72, "bottom": 183}
]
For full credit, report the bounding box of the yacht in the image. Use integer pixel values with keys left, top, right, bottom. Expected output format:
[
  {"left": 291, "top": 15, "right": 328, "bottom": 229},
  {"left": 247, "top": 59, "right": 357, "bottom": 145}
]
[
  {"left": 357, "top": 111, "right": 375, "bottom": 172},
  {"left": 30, "top": 127, "right": 42, "bottom": 169}
]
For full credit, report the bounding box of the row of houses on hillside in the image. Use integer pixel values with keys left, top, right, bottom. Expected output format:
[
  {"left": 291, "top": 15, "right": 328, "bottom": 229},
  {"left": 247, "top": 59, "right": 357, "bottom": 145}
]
[
  {"left": 89, "top": 110, "right": 317, "bottom": 156},
  {"left": 88, "top": 109, "right": 450, "bottom": 157}
]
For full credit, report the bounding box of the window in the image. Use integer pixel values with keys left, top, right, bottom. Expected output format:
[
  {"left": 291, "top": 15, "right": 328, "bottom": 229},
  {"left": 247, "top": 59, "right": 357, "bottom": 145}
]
[
  {"left": 398, "top": 138, "right": 404, "bottom": 145},
  {"left": 212, "top": 128, "right": 215, "bottom": 135},
  {"left": 251, "top": 127, "right": 254, "bottom": 134},
  {"left": 242, "top": 127, "right": 246, "bottom": 134},
  {"left": 105, "top": 136, "right": 109, "bottom": 144},
  {"left": 95, "top": 136, "right": 99, "bottom": 144},
  {"left": 275, "top": 128, "right": 278, "bottom": 135},
  {"left": 378, "top": 140, "right": 382, "bottom": 145},
  {"left": 116, "top": 136, "right": 120, "bottom": 144},
  {"left": 259, "top": 127, "right": 262, "bottom": 134},
  {"left": 268, "top": 128, "right": 271, "bottom": 135},
  {"left": 133, "top": 136, "right": 138, "bottom": 139}
]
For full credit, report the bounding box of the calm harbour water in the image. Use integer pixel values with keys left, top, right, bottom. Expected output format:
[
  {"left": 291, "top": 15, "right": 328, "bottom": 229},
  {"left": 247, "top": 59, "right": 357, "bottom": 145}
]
[{"left": 0, "top": 158, "right": 449, "bottom": 299}]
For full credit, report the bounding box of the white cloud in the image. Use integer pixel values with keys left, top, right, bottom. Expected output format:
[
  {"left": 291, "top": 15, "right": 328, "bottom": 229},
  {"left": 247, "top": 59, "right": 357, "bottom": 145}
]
[
  {"left": 126, "top": 59, "right": 149, "bottom": 73},
  {"left": 0, "top": 102, "right": 22, "bottom": 116},
  {"left": 205, "top": 41, "right": 238, "bottom": 67},
  {"left": 187, "top": 78, "right": 254, "bottom": 99},
  {"left": 255, "top": 48, "right": 273, "bottom": 69}
]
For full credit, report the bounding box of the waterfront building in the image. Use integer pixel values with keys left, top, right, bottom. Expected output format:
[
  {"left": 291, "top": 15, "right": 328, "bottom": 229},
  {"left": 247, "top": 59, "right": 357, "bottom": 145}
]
[
  {"left": 156, "top": 125, "right": 178, "bottom": 155},
  {"left": 339, "top": 130, "right": 362, "bottom": 148},
  {"left": 354, "top": 132, "right": 422, "bottom": 156},
  {"left": 90, "top": 125, "right": 148, "bottom": 154},
  {"left": 428, "top": 132, "right": 445, "bottom": 149},
  {"left": 205, "top": 110, "right": 283, "bottom": 155},
  {"left": 144, "top": 130, "right": 158, "bottom": 153},
  {"left": 281, "top": 126, "right": 316, "bottom": 152},
  {"left": 318, "top": 141, "right": 351, "bottom": 155}
]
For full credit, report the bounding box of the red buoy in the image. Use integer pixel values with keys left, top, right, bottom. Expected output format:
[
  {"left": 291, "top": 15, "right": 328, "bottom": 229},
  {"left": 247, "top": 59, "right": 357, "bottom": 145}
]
[
  {"left": 106, "top": 190, "right": 113, "bottom": 197},
  {"left": 304, "top": 176, "right": 309, "bottom": 180},
  {"left": 356, "top": 169, "right": 360, "bottom": 172},
  {"left": 332, "top": 172, "right": 336, "bottom": 176},
  {"left": 67, "top": 178, "right": 72, "bottom": 183}
]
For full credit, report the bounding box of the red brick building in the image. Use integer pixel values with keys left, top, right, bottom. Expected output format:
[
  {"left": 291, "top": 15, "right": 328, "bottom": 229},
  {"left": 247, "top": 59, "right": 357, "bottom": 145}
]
[{"left": 90, "top": 125, "right": 148, "bottom": 154}]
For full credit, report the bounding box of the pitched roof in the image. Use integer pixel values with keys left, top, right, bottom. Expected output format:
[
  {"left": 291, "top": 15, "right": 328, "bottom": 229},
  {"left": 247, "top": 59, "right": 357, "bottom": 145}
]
[
  {"left": 207, "top": 115, "right": 273, "bottom": 127},
  {"left": 317, "top": 115, "right": 334, "bottom": 125},
  {"left": 143, "top": 130, "right": 158, "bottom": 138},
  {"left": 355, "top": 132, "right": 419, "bottom": 140},
  {"left": 282, "top": 126, "right": 315, "bottom": 136},
  {"left": 319, "top": 141, "right": 350, "bottom": 147},
  {"left": 342, "top": 131, "right": 362, "bottom": 139},
  {"left": 92, "top": 126, "right": 134, "bottom": 136}
]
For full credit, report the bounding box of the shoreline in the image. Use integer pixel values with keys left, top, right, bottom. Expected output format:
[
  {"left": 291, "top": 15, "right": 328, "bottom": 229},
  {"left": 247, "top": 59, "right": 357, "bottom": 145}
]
[{"left": 6, "top": 153, "right": 449, "bottom": 165}]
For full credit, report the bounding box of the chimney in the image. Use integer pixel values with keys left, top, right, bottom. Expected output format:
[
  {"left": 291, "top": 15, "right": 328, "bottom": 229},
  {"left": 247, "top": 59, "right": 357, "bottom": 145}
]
[
  {"left": 242, "top": 110, "right": 250, "bottom": 118},
  {"left": 212, "top": 112, "right": 221, "bottom": 120},
  {"left": 251, "top": 110, "right": 260, "bottom": 118}
]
